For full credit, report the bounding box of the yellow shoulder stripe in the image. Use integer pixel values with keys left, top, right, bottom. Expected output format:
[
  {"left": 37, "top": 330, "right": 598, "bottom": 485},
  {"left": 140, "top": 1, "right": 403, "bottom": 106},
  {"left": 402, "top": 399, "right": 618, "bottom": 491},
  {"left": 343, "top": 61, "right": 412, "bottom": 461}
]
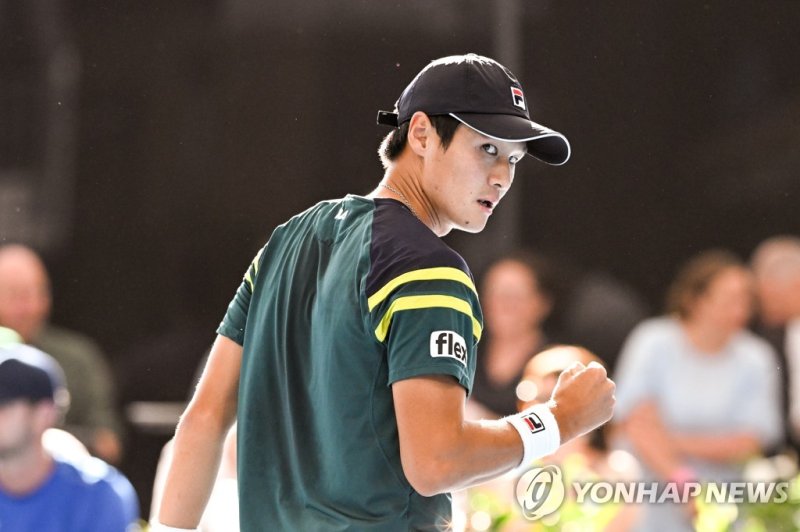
[
  {"left": 252, "top": 247, "right": 264, "bottom": 275},
  {"left": 374, "top": 294, "right": 482, "bottom": 343},
  {"left": 244, "top": 247, "right": 265, "bottom": 292},
  {"left": 367, "top": 267, "right": 477, "bottom": 311}
]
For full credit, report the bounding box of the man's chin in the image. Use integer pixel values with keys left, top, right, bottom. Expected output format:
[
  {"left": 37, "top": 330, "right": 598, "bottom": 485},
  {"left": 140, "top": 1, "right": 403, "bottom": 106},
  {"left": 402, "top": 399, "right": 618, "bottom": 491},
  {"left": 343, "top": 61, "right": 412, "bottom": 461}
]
[
  {"left": 458, "top": 222, "right": 487, "bottom": 234},
  {"left": 438, "top": 218, "right": 487, "bottom": 236}
]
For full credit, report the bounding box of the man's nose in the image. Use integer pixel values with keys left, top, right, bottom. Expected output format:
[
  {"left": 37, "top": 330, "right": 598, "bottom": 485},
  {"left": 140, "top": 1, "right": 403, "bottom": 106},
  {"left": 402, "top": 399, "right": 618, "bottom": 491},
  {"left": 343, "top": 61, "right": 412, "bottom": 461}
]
[{"left": 489, "top": 162, "right": 513, "bottom": 190}]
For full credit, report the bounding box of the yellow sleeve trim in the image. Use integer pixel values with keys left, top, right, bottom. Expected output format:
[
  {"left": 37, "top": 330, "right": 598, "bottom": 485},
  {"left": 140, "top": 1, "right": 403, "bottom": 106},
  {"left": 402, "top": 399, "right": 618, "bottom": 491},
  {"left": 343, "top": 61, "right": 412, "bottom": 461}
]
[
  {"left": 252, "top": 247, "right": 264, "bottom": 275},
  {"left": 374, "top": 294, "right": 482, "bottom": 343},
  {"left": 244, "top": 247, "right": 265, "bottom": 292},
  {"left": 367, "top": 267, "right": 477, "bottom": 311}
]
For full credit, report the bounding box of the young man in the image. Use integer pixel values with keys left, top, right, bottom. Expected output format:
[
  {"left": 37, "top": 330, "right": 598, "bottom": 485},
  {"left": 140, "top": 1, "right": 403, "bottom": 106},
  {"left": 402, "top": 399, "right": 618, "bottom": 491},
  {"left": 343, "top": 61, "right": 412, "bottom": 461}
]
[
  {"left": 0, "top": 339, "right": 139, "bottom": 531},
  {"left": 157, "top": 54, "right": 615, "bottom": 531},
  {"left": 0, "top": 244, "right": 124, "bottom": 463}
]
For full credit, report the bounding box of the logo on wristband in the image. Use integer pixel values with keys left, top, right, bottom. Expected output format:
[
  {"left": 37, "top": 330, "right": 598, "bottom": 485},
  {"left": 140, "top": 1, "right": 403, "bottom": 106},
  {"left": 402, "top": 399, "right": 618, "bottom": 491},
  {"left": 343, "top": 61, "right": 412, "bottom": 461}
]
[{"left": 521, "top": 412, "right": 545, "bottom": 433}]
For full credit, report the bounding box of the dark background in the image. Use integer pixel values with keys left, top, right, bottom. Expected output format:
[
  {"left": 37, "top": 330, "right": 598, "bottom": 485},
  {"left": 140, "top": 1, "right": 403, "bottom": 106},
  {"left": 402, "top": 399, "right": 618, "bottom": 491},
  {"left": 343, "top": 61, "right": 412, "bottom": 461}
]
[{"left": 2, "top": 0, "right": 799, "bottom": 515}]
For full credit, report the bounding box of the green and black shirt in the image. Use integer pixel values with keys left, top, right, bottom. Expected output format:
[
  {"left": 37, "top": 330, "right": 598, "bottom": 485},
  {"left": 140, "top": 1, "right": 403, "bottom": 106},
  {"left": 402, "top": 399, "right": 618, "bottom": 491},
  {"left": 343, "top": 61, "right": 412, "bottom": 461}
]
[{"left": 218, "top": 194, "right": 483, "bottom": 531}]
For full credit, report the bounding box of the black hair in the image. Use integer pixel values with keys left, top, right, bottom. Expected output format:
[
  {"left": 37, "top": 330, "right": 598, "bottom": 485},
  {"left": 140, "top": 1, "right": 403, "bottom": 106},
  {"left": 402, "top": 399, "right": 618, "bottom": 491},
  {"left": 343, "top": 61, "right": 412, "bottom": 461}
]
[{"left": 378, "top": 114, "right": 460, "bottom": 168}]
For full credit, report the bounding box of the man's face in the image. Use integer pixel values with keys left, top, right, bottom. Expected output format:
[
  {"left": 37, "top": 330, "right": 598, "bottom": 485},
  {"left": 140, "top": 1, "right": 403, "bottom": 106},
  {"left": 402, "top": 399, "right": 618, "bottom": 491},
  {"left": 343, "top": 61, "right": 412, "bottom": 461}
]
[
  {"left": 754, "top": 274, "right": 800, "bottom": 327},
  {"left": 0, "top": 400, "right": 39, "bottom": 460},
  {"left": 420, "top": 124, "right": 525, "bottom": 235},
  {"left": 0, "top": 252, "right": 51, "bottom": 342}
]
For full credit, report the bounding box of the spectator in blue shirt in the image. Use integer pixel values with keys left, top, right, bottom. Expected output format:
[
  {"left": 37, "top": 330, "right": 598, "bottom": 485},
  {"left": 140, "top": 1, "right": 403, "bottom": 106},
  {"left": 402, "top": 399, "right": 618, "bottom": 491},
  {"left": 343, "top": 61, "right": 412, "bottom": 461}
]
[{"left": 0, "top": 336, "right": 140, "bottom": 532}]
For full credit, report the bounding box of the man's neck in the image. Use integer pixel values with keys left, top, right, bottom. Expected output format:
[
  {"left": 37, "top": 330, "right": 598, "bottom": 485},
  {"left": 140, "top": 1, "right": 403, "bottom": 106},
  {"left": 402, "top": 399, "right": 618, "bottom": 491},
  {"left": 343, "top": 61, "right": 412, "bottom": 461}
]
[
  {"left": 375, "top": 155, "right": 444, "bottom": 236},
  {"left": 0, "top": 444, "right": 55, "bottom": 496}
]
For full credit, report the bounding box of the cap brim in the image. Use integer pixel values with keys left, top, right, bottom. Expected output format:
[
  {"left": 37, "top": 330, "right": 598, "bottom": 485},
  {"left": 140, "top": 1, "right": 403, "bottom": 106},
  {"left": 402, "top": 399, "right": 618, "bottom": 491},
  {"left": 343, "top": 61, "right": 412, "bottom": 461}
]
[{"left": 450, "top": 113, "right": 571, "bottom": 166}]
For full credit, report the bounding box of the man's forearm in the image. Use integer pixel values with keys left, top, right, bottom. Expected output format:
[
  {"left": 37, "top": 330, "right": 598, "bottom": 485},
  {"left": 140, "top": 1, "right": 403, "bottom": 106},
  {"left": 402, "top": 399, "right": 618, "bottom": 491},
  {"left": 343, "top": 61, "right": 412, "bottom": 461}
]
[
  {"left": 156, "top": 334, "right": 242, "bottom": 528},
  {"left": 431, "top": 419, "right": 525, "bottom": 493},
  {"left": 157, "top": 408, "right": 232, "bottom": 528}
]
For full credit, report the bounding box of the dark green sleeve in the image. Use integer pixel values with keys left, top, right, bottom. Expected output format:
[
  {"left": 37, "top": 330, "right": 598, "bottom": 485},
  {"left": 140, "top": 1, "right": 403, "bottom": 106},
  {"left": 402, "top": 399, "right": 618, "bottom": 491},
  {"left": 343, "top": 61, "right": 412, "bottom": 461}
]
[
  {"left": 217, "top": 247, "right": 264, "bottom": 345},
  {"left": 369, "top": 279, "right": 482, "bottom": 395}
]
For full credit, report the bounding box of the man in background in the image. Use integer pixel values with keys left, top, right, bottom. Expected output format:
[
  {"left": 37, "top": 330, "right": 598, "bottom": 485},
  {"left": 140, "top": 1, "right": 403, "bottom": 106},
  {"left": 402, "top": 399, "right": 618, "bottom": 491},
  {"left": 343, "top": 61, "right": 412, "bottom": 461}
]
[
  {"left": 751, "top": 235, "right": 800, "bottom": 453},
  {"left": 0, "top": 244, "right": 123, "bottom": 463},
  {"left": 0, "top": 338, "right": 139, "bottom": 531}
]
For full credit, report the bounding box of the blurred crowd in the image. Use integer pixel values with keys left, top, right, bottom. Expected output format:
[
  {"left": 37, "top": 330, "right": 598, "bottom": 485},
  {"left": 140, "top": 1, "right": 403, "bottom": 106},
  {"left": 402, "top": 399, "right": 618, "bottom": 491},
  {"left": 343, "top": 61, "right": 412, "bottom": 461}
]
[{"left": 2, "top": 235, "right": 800, "bottom": 531}]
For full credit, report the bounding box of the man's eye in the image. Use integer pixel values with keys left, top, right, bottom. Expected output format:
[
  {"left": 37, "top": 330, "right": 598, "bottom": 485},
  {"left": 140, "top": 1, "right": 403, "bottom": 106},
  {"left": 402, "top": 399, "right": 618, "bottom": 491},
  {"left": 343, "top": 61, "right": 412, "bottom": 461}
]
[
  {"left": 482, "top": 144, "right": 498, "bottom": 156},
  {"left": 509, "top": 155, "right": 520, "bottom": 165}
]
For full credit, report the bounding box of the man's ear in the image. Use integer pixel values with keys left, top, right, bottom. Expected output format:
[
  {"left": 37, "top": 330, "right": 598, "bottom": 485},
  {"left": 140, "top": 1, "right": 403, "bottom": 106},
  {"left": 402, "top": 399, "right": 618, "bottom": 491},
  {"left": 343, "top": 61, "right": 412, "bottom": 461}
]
[{"left": 406, "top": 111, "right": 435, "bottom": 156}]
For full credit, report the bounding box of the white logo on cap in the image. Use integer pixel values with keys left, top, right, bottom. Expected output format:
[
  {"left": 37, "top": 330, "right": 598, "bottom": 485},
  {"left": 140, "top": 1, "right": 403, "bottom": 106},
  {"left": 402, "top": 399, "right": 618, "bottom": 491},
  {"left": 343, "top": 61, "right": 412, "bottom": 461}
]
[{"left": 511, "top": 87, "right": 526, "bottom": 111}]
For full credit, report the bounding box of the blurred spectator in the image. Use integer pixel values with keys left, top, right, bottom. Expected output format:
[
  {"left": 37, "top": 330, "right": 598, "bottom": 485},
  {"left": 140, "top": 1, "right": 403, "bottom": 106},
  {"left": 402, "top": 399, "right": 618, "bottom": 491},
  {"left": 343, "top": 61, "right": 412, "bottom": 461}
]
[
  {"left": 468, "top": 251, "right": 554, "bottom": 419},
  {"left": 0, "top": 342, "right": 139, "bottom": 531},
  {"left": 751, "top": 235, "right": 800, "bottom": 453},
  {"left": 613, "top": 250, "right": 782, "bottom": 531},
  {"left": 0, "top": 244, "right": 123, "bottom": 463}
]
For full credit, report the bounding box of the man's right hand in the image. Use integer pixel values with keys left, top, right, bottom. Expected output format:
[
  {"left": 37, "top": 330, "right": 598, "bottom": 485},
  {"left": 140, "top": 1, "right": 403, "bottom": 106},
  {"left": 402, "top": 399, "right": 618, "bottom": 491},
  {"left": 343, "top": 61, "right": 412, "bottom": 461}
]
[{"left": 548, "top": 361, "right": 616, "bottom": 444}]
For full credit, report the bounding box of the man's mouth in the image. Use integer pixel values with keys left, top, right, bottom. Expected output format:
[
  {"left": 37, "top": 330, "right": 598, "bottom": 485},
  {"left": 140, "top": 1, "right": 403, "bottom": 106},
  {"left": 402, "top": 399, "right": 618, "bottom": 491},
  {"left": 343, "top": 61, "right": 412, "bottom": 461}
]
[{"left": 478, "top": 199, "right": 494, "bottom": 210}]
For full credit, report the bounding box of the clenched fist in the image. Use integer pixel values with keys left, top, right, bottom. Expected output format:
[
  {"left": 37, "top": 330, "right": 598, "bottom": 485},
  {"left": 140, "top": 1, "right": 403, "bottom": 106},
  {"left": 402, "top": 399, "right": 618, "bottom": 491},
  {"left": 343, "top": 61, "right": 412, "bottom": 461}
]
[{"left": 547, "top": 359, "right": 616, "bottom": 444}]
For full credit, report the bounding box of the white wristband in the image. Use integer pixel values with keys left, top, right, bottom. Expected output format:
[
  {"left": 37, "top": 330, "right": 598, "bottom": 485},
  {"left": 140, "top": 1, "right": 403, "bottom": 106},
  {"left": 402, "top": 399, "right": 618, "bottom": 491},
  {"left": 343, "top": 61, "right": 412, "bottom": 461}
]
[
  {"left": 150, "top": 523, "right": 198, "bottom": 532},
  {"left": 505, "top": 403, "right": 561, "bottom": 476}
]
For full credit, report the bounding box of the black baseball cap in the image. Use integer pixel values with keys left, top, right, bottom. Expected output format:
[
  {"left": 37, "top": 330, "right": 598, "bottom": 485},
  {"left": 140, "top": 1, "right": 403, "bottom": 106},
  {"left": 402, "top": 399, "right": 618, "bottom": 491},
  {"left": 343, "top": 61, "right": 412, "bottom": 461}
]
[
  {"left": 377, "top": 53, "right": 571, "bottom": 165},
  {"left": 0, "top": 342, "right": 69, "bottom": 407}
]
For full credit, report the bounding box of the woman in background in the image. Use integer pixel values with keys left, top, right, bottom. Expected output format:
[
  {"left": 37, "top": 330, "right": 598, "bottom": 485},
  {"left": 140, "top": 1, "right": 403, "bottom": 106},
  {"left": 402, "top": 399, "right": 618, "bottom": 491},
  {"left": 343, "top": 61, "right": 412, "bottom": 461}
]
[
  {"left": 612, "top": 249, "right": 782, "bottom": 531},
  {"left": 467, "top": 251, "right": 554, "bottom": 419}
]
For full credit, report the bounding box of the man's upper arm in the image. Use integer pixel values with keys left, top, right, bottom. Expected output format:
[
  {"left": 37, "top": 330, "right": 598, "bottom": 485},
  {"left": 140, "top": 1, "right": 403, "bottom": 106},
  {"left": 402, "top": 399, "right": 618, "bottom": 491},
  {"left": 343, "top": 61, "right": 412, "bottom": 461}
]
[
  {"left": 392, "top": 375, "right": 466, "bottom": 488},
  {"left": 190, "top": 334, "right": 242, "bottom": 425}
]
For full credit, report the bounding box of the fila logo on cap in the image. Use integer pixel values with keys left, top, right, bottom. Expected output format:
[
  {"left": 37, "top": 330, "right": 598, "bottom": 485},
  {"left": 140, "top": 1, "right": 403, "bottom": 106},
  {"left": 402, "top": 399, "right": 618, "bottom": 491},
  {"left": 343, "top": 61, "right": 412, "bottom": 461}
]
[
  {"left": 430, "top": 330, "right": 467, "bottom": 366},
  {"left": 511, "top": 87, "right": 526, "bottom": 110}
]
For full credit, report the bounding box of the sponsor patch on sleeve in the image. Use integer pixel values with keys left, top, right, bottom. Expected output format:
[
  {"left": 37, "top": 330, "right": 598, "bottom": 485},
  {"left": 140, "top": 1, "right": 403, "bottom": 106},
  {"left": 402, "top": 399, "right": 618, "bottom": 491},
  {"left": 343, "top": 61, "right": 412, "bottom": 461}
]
[{"left": 429, "top": 330, "right": 468, "bottom": 366}]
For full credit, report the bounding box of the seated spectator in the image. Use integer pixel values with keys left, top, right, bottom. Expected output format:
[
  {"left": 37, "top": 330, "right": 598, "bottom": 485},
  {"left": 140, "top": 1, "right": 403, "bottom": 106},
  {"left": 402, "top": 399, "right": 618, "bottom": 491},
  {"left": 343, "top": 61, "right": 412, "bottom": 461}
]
[
  {"left": 468, "top": 251, "right": 554, "bottom": 419},
  {"left": 613, "top": 250, "right": 782, "bottom": 531},
  {"left": 0, "top": 342, "right": 139, "bottom": 531},
  {"left": 0, "top": 244, "right": 123, "bottom": 463},
  {"left": 751, "top": 235, "right": 800, "bottom": 454}
]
